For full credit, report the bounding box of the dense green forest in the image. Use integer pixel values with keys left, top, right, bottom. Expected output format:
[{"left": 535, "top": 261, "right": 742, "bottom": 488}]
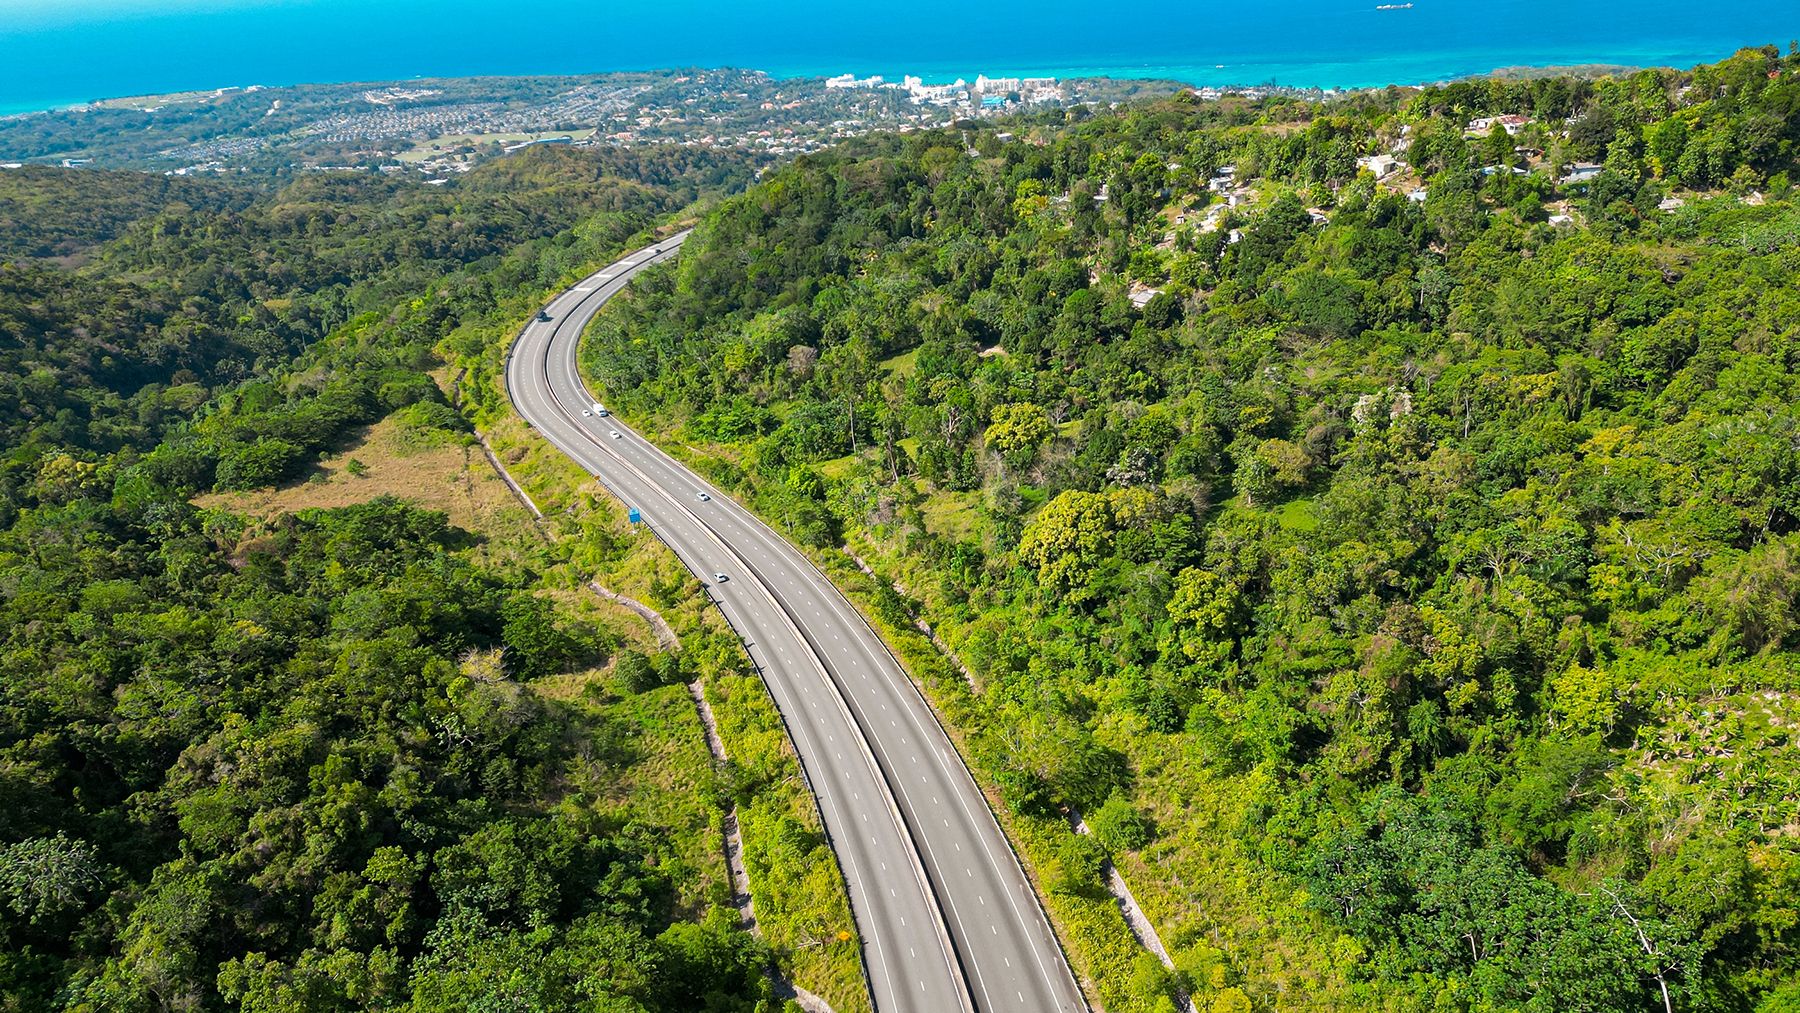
[
  {"left": 580, "top": 45, "right": 1800, "bottom": 1012},
  {"left": 0, "top": 147, "right": 747, "bottom": 523},
  {"left": 0, "top": 146, "right": 830, "bottom": 1011}
]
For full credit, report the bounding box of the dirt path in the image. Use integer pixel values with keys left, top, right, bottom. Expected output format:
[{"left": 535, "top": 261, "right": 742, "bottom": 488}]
[
  {"left": 687, "top": 682, "right": 755, "bottom": 927},
  {"left": 1070, "top": 811, "right": 1197, "bottom": 1013},
  {"left": 475, "top": 432, "right": 548, "bottom": 524},
  {"left": 589, "top": 580, "right": 679, "bottom": 652}
]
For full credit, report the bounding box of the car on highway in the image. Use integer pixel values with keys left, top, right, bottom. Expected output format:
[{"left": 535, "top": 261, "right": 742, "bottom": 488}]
[
  {"left": 696, "top": 492, "right": 711, "bottom": 502},
  {"left": 592, "top": 402, "right": 609, "bottom": 417},
  {"left": 609, "top": 430, "right": 622, "bottom": 439},
  {"left": 581, "top": 409, "right": 591, "bottom": 416},
  {"left": 535, "top": 309, "right": 552, "bottom": 322},
  {"left": 711, "top": 572, "right": 729, "bottom": 583}
]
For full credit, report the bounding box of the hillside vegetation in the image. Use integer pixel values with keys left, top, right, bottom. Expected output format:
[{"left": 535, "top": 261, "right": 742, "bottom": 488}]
[
  {"left": 580, "top": 45, "right": 1800, "bottom": 1012},
  {"left": 0, "top": 146, "right": 848, "bottom": 1012}
]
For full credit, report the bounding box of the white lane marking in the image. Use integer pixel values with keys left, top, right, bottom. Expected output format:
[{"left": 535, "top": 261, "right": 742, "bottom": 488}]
[{"left": 520, "top": 242, "right": 989, "bottom": 1013}]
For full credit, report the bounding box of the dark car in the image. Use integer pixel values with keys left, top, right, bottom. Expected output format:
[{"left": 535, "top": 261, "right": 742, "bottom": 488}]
[{"left": 535, "top": 309, "right": 552, "bottom": 323}]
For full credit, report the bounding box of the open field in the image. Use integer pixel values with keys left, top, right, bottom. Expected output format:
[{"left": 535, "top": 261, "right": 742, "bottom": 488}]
[{"left": 394, "top": 127, "right": 599, "bottom": 162}]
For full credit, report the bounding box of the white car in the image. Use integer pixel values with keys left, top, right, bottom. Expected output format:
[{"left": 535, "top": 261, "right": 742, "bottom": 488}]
[
  {"left": 581, "top": 409, "right": 591, "bottom": 417},
  {"left": 696, "top": 492, "right": 711, "bottom": 502},
  {"left": 712, "top": 572, "right": 729, "bottom": 583},
  {"left": 609, "top": 430, "right": 622, "bottom": 439}
]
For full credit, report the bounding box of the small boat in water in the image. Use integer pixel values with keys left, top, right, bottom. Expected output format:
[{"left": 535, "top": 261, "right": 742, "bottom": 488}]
[{"left": 1375, "top": 2, "right": 1413, "bottom": 8}]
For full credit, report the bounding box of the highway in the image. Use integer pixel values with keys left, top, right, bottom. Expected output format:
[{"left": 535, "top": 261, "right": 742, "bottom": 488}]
[{"left": 506, "top": 233, "right": 1088, "bottom": 1013}]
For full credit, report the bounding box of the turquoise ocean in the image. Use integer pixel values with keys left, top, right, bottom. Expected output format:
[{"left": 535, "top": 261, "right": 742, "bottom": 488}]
[{"left": 0, "top": 0, "right": 1795, "bottom": 114}]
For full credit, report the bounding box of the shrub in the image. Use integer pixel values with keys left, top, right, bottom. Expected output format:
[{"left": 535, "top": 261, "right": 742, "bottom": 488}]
[{"left": 1089, "top": 793, "right": 1155, "bottom": 853}]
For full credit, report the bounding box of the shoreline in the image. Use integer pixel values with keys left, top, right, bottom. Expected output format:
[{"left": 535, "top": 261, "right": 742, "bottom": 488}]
[{"left": 0, "top": 42, "right": 1755, "bottom": 119}]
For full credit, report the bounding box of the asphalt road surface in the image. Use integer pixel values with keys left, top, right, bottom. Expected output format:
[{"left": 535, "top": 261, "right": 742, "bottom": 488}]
[{"left": 505, "top": 233, "right": 1088, "bottom": 1013}]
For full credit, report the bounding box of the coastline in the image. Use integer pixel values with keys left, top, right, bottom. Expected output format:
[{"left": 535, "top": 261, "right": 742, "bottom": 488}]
[{"left": 0, "top": 40, "right": 1767, "bottom": 119}]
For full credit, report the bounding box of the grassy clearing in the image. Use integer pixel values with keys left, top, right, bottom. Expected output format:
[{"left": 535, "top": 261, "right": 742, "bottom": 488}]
[
  {"left": 813, "top": 451, "right": 865, "bottom": 482},
  {"left": 194, "top": 415, "right": 511, "bottom": 533},
  {"left": 1275, "top": 496, "right": 1319, "bottom": 532},
  {"left": 918, "top": 485, "right": 982, "bottom": 543},
  {"left": 878, "top": 347, "right": 919, "bottom": 379}
]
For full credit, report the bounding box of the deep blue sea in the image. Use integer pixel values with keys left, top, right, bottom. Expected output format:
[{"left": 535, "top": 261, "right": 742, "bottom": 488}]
[{"left": 1, "top": 0, "right": 1794, "bottom": 114}]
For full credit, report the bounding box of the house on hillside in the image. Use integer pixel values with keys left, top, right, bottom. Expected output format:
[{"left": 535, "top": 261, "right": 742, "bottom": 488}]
[
  {"left": 1358, "top": 153, "right": 1399, "bottom": 178},
  {"left": 1562, "top": 162, "right": 1603, "bottom": 185},
  {"left": 1468, "top": 114, "right": 1530, "bottom": 135}
]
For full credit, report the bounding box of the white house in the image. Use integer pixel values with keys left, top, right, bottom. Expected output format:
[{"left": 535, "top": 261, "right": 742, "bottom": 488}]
[{"left": 1358, "top": 153, "right": 1399, "bottom": 178}]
